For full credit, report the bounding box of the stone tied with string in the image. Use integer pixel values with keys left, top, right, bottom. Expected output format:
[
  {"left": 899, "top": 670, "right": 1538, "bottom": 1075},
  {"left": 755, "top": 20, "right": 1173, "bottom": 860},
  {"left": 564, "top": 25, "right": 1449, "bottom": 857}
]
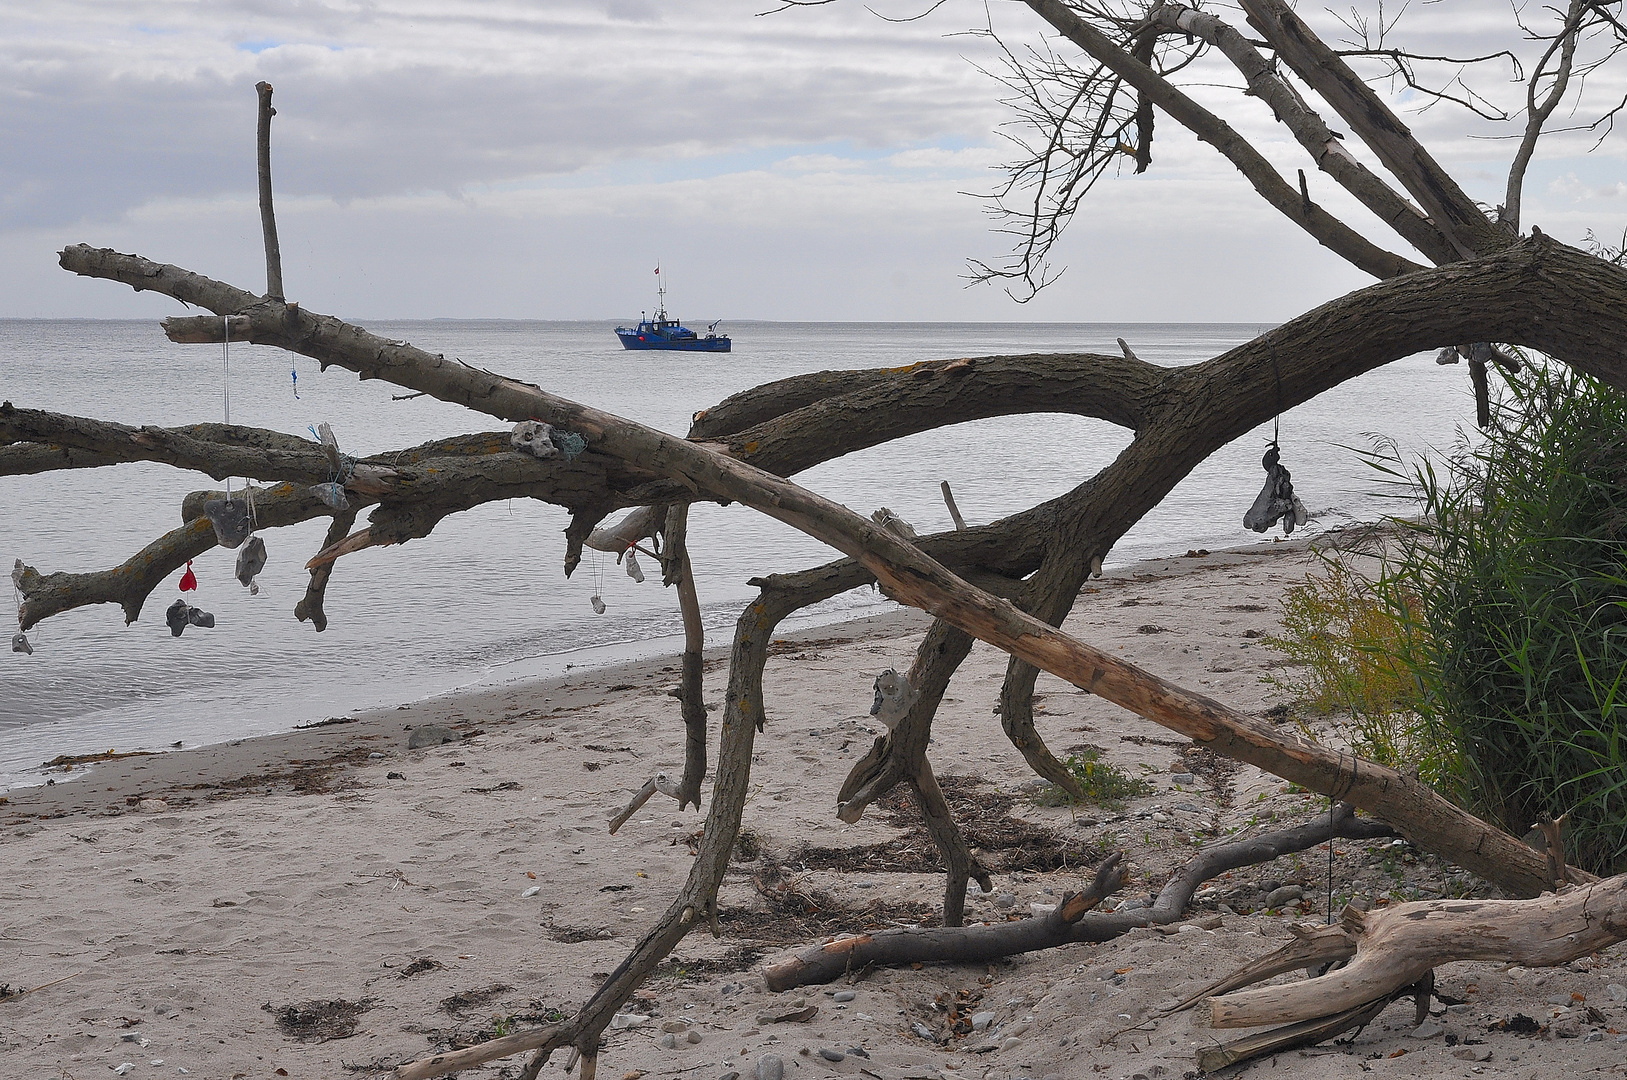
[
  {"left": 166, "top": 598, "right": 216, "bottom": 637},
  {"left": 11, "top": 631, "right": 30, "bottom": 655},
  {"left": 203, "top": 497, "right": 253, "bottom": 549},
  {"left": 870, "top": 668, "right": 919, "bottom": 732},
  {"left": 235, "top": 535, "right": 267, "bottom": 594},
  {"left": 1243, "top": 443, "right": 1308, "bottom": 536},
  {"left": 311, "top": 482, "right": 348, "bottom": 512}
]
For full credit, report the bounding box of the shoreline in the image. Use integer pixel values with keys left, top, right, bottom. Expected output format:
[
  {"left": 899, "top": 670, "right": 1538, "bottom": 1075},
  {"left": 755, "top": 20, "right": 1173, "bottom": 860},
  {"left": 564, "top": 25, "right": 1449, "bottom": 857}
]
[
  {"left": 0, "top": 534, "right": 1311, "bottom": 805},
  {"left": 4, "top": 528, "right": 1624, "bottom": 1080}
]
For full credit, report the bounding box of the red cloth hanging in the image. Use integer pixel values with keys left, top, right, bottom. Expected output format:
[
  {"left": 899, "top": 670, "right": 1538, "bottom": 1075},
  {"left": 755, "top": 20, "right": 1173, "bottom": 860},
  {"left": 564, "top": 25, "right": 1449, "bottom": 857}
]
[{"left": 179, "top": 561, "right": 197, "bottom": 592}]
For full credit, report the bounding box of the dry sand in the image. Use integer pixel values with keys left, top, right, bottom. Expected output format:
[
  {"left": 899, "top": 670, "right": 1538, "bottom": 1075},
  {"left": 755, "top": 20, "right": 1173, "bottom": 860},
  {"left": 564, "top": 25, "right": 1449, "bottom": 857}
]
[{"left": 3, "top": 536, "right": 1625, "bottom": 1080}]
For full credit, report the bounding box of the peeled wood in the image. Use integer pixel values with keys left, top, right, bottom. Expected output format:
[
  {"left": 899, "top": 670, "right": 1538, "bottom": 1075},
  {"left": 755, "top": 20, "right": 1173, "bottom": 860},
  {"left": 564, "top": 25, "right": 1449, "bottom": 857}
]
[{"left": 1197, "top": 873, "right": 1627, "bottom": 1029}]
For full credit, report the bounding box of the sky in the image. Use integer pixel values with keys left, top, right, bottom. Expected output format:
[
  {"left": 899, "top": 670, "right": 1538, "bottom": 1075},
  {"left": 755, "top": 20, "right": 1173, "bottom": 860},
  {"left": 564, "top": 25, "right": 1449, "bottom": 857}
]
[{"left": 1, "top": 0, "right": 1624, "bottom": 322}]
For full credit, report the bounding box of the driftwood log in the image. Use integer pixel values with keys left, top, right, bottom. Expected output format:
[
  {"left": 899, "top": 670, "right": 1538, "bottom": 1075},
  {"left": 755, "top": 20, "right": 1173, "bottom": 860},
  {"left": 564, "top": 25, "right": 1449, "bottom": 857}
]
[
  {"left": 1170, "top": 872, "right": 1627, "bottom": 1070},
  {"left": 763, "top": 802, "right": 1396, "bottom": 990}
]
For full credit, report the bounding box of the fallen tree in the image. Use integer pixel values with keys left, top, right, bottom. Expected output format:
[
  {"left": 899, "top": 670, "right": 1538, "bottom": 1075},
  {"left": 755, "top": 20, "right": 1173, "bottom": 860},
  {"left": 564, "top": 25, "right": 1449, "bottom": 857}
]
[{"left": 9, "top": 1, "right": 1627, "bottom": 1074}]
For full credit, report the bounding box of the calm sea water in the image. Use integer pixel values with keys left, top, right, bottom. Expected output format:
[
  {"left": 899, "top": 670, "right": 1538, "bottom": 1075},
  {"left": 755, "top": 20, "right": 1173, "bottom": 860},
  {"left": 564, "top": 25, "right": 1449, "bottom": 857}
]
[{"left": 0, "top": 319, "right": 1475, "bottom": 790}]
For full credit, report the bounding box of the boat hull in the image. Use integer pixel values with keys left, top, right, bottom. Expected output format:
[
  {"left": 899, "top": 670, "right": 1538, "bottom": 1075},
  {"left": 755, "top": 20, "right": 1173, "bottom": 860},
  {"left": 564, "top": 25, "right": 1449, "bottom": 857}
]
[{"left": 615, "top": 329, "right": 731, "bottom": 352}]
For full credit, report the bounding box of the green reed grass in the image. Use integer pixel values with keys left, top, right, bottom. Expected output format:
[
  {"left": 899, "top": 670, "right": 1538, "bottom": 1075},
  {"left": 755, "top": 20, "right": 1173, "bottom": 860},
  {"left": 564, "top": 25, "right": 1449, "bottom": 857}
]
[{"left": 1358, "top": 359, "right": 1627, "bottom": 874}]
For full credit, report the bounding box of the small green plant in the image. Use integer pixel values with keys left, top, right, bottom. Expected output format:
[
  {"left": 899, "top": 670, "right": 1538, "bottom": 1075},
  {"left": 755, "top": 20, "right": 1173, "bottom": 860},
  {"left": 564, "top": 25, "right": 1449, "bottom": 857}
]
[
  {"left": 489, "top": 1014, "right": 514, "bottom": 1038},
  {"left": 1031, "top": 749, "right": 1155, "bottom": 809}
]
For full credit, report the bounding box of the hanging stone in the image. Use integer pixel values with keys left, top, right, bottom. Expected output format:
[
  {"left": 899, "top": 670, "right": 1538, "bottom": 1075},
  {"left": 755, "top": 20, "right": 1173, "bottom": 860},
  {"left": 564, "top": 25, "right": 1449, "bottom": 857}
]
[
  {"left": 1243, "top": 444, "right": 1307, "bottom": 536},
  {"left": 11, "top": 631, "right": 31, "bottom": 655},
  {"left": 624, "top": 549, "right": 645, "bottom": 583},
  {"left": 870, "top": 668, "right": 919, "bottom": 732},
  {"left": 311, "top": 482, "right": 349, "bottom": 512},
  {"left": 511, "top": 421, "right": 559, "bottom": 459},
  {"left": 590, "top": 594, "right": 607, "bottom": 615},
  {"left": 203, "top": 497, "right": 253, "bottom": 549},
  {"left": 236, "top": 536, "right": 267, "bottom": 592},
  {"left": 166, "top": 598, "right": 192, "bottom": 637},
  {"left": 167, "top": 599, "right": 215, "bottom": 636}
]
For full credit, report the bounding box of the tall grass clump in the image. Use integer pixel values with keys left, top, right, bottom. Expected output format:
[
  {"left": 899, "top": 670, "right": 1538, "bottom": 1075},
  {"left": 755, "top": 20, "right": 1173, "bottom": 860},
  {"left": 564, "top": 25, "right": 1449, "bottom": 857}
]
[
  {"left": 1369, "top": 359, "right": 1627, "bottom": 875},
  {"left": 1268, "top": 562, "right": 1445, "bottom": 783}
]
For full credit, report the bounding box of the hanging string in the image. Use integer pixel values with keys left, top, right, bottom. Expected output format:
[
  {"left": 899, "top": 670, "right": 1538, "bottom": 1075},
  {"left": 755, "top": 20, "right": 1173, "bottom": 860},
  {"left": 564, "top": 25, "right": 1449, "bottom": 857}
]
[
  {"left": 222, "top": 315, "right": 233, "bottom": 502},
  {"left": 290, "top": 347, "right": 300, "bottom": 399},
  {"left": 1267, "top": 337, "right": 1285, "bottom": 447},
  {"left": 1327, "top": 800, "right": 1335, "bottom": 923}
]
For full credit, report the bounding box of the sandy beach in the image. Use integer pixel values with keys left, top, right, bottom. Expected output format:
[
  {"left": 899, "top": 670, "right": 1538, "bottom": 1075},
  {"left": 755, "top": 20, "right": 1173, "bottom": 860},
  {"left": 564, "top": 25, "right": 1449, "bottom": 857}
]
[{"left": 3, "top": 536, "right": 1625, "bottom": 1080}]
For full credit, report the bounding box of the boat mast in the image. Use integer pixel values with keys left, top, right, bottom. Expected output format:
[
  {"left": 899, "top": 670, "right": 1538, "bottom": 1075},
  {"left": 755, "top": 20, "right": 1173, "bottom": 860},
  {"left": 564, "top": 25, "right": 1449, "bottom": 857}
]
[{"left": 654, "top": 263, "right": 666, "bottom": 322}]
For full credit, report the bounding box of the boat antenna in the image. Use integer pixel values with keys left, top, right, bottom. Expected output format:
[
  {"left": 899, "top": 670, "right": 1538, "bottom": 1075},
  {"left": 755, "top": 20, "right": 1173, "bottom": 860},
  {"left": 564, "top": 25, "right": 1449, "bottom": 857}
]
[{"left": 654, "top": 262, "right": 665, "bottom": 319}]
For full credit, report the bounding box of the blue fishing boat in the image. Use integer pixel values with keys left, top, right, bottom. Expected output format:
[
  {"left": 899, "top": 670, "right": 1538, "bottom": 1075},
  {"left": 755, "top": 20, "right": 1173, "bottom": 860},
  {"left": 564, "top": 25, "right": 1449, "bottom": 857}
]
[{"left": 614, "top": 268, "right": 731, "bottom": 352}]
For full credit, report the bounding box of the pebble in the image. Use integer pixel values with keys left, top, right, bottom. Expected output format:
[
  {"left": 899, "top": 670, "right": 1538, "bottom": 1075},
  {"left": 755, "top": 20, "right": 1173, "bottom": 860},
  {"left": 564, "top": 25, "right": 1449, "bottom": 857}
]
[
  {"left": 755, "top": 1053, "right": 785, "bottom": 1080},
  {"left": 832, "top": 990, "right": 856, "bottom": 1002},
  {"left": 1175, "top": 802, "right": 1200, "bottom": 813},
  {"left": 659, "top": 1033, "right": 678, "bottom": 1050},
  {"left": 688, "top": 1030, "right": 703, "bottom": 1044},
  {"left": 1001, "top": 1036, "right": 1023, "bottom": 1051},
  {"left": 818, "top": 1048, "right": 845, "bottom": 1062},
  {"left": 1453, "top": 1046, "right": 1492, "bottom": 1061},
  {"left": 1264, "top": 885, "right": 1304, "bottom": 908},
  {"left": 1608, "top": 984, "right": 1627, "bottom": 1002},
  {"left": 1170, "top": 773, "right": 1196, "bottom": 786},
  {"left": 662, "top": 1020, "right": 690, "bottom": 1033},
  {"left": 1150, "top": 812, "right": 1171, "bottom": 824},
  {"left": 368, "top": 752, "right": 385, "bottom": 759},
  {"left": 720, "top": 1072, "right": 740, "bottom": 1080},
  {"left": 111, "top": 1067, "right": 134, "bottom": 1077},
  {"left": 994, "top": 893, "right": 1016, "bottom": 909},
  {"left": 970, "top": 1011, "right": 996, "bottom": 1031},
  {"left": 1585, "top": 1032, "right": 1603, "bottom": 1043},
  {"left": 911, "top": 1021, "right": 936, "bottom": 1041},
  {"left": 1410, "top": 1019, "right": 1442, "bottom": 1038},
  {"left": 847, "top": 1046, "right": 869, "bottom": 1058},
  {"left": 520, "top": 885, "right": 542, "bottom": 898}
]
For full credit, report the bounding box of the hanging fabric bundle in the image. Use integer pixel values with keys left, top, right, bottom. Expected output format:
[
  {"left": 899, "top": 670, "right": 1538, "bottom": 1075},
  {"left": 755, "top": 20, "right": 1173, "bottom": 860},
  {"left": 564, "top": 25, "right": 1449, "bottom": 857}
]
[
  {"left": 623, "top": 548, "right": 645, "bottom": 583},
  {"left": 179, "top": 560, "right": 198, "bottom": 592},
  {"left": 166, "top": 598, "right": 216, "bottom": 637},
  {"left": 236, "top": 535, "right": 267, "bottom": 593},
  {"left": 1243, "top": 443, "right": 1307, "bottom": 535},
  {"left": 1243, "top": 340, "right": 1308, "bottom": 536}
]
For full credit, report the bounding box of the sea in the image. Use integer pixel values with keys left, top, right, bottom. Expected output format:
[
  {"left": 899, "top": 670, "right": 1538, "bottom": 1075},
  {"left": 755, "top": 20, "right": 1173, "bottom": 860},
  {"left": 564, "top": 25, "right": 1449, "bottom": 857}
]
[{"left": 0, "top": 319, "right": 1477, "bottom": 792}]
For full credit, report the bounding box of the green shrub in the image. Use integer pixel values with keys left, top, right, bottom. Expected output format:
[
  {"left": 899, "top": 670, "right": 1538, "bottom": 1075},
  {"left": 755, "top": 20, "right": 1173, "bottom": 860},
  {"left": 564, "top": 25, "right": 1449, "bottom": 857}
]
[
  {"left": 1267, "top": 562, "right": 1449, "bottom": 783},
  {"left": 1362, "top": 359, "right": 1627, "bottom": 874}
]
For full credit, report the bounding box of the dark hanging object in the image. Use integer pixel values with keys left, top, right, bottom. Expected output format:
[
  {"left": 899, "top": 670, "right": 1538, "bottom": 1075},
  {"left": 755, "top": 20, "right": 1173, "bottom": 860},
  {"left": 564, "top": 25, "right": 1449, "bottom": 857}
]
[
  {"left": 166, "top": 598, "right": 192, "bottom": 637},
  {"left": 236, "top": 536, "right": 267, "bottom": 593},
  {"left": 166, "top": 599, "right": 216, "bottom": 637},
  {"left": 11, "top": 631, "right": 31, "bottom": 655},
  {"left": 1243, "top": 444, "right": 1308, "bottom": 536},
  {"left": 179, "top": 560, "right": 198, "bottom": 592},
  {"left": 203, "top": 498, "right": 253, "bottom": 549}
]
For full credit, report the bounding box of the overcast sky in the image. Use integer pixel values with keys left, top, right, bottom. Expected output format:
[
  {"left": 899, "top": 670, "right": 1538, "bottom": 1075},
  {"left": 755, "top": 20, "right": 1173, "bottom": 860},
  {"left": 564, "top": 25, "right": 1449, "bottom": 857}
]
[{"left": 2, "top": 0, "right": 1623, "bottom": 322}]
